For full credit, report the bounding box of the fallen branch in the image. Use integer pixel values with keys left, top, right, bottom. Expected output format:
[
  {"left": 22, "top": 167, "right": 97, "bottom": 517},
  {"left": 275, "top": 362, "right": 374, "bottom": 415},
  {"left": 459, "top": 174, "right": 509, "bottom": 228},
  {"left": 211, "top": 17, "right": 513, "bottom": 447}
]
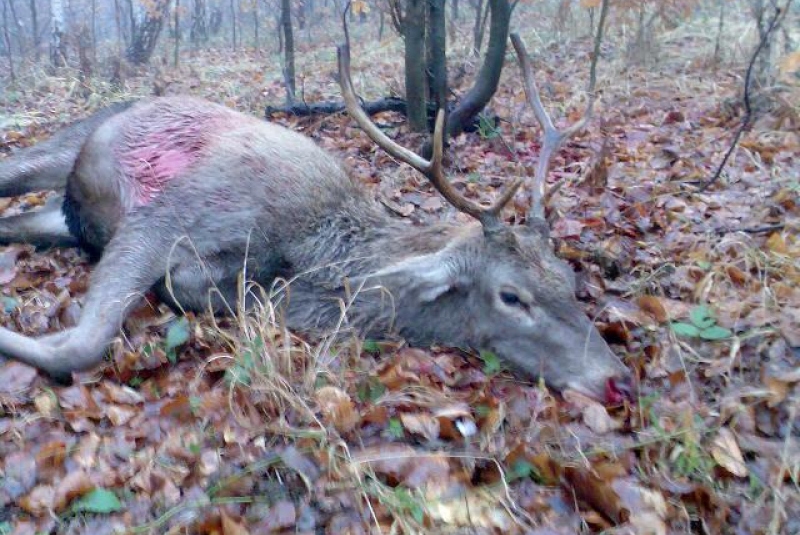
[{"left": 265, "top": 97, "right": 407, "bottom": 118}]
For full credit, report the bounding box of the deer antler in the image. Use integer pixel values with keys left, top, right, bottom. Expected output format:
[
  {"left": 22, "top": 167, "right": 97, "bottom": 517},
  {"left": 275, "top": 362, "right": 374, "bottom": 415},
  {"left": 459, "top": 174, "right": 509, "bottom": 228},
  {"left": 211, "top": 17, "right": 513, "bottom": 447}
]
[
  {"left": 336, "top": 44, "right": 521, "bottom": 231},
  {"left": 511, "top": 0, "right": 608, "bottom": 220}
]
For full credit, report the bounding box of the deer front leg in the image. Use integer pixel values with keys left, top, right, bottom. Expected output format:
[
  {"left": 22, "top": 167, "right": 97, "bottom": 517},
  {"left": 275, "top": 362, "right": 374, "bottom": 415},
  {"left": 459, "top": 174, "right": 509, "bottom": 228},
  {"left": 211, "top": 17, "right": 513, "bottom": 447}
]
[
  {"left": 0, "top": 215, "right": 174, "bottom": 381},
  {"left": 0, "top": 194, "right": 78, "bottom": 248}
]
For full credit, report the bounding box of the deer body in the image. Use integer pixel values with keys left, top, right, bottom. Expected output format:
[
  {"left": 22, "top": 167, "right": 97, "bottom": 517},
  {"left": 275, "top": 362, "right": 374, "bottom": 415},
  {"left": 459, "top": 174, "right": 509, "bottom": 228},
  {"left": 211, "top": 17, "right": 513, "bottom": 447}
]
[{"left": 0, "top": 96, "right": 630, "bottom": 400}]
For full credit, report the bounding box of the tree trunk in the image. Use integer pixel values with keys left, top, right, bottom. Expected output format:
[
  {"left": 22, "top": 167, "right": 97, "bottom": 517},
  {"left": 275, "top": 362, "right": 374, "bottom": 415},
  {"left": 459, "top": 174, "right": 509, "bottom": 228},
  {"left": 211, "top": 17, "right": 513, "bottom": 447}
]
[
  {"left": 114, "top": 0, "right": 123, "bottom": 55},
  {"left": 230, "top": 0, "right": 237, "bottom": 49},
  {"left": 281, "top": 0, "right": 296, "bottom": 102},
  {"left": 448, "top": 0, "right": 510, "bottom": 139},
  {"left": 297, "top": 0, "right": 306, "bottom": 30},
  {"left": 427, "top": 0, "right": 447, "bottom": 116},
  {"left": 6, "top": 0, "right": 24, "bottom": 57},
  {"left": 275, "top": 14, "right": 283, "bottom": 52},
  {"left": 91, "top": 0, "right": 97, "bottom": 60},
  {"left": 253, "top": 1, "right": 260, "bottom": 51},
  {"left": 209, "top": 6, "right": 222, "bottom": 35},
  {"left": 28, "top": 0, "right": 39, "bottom": 61},
  {"left": 2, "top": 0, "right": 15, "bottom": 84},
  {"left": 174, "top": 0, "right": 180, "bottom": 66},
  {"left": 448, "top": 0, "right": 459, "bottom": 41},
  {"left": 403, "top": 0, "right": 427, "bottom": 132},
  {"left": 126, "top": 0, "right": 169, "bottom": 65},
  {"left": 191, "top": 0, "right": 207, "bottom": 44},
  {"left": 472, "top": 0, "right": 489, "bottom": 56},
  {"left": 50, "top": 0, "right": 67, "bottom": 67},
  {"left": 713, "top": 0, "right": 724, "bottom": 63}
]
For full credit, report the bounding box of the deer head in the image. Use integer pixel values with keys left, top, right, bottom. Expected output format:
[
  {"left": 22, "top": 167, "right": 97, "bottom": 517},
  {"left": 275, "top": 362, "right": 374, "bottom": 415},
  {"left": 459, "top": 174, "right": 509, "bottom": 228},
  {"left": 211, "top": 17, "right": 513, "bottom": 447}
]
[{"left": 337, "top": 45, "right": 632, "bottom": 402}]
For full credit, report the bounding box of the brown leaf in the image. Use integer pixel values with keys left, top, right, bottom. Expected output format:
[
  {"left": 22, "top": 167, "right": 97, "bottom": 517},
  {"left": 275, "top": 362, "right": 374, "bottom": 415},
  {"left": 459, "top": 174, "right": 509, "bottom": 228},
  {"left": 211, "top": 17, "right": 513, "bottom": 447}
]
[
  {"left": 19, "top": 485, "right": 55, "bottom": 516},
  {"left": 315, "top": 386, "right": 358, "bottom": 433},
  {"left": 353, "top": 445, "right": 451, "bottom": 489},
  {"left": 564, "top": 465, "right": 627, "bottom": 524},
  {"left": 258, "top": 500, "right": 296, "bottom": 532},
  {"left": 551, "top": 218, "right": 585, "bottom": 239},
  {"left": 0, "top": 362, "right": 38, "bottom": 396},
  {"left": 711, "top": 428, "right": 748, "bottom": 478},
  {"left": 52, "top": 470, "right": 94, "bottom": 513},
  {"left": 766, "top": 232, "right": 788, "bottom": 254},
  {"left": 400, "top": 412, "right": 440, "bottom": 441},
  {"left": 636, "top": 295, "right": 668, "bottom": 324},
  {"left": 427, "top": 487, "right": 513, "bottom": 530},
  {"left": 106, "top": 404, "right": 137, "bottom": 427},
  {"left": 221, "top": 509, "right": 251, "bottom": 535}
]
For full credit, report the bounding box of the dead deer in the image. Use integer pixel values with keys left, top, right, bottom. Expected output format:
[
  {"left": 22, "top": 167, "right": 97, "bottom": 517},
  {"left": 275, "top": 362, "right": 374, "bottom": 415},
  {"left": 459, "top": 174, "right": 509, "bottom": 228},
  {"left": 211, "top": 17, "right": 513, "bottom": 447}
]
[{"left": 0, "top": 49, "right": 631, "bottom": 403}]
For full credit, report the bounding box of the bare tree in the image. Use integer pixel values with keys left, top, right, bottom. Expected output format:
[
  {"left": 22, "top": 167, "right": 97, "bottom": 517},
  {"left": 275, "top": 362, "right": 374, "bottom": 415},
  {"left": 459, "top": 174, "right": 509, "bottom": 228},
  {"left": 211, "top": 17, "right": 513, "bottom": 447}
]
[
  {"left": 1, "top": 0, "right": 15, "bottom": 84},
  {"left": 190, "top": 0, "right": 207, "bottom": 44},
  {"left": 174, "top": 0, "right": 181, "bottom": 66},
  {"left": 126, "top": 0, "right": 170, "bottom": 65},
  {"left": 229, "top": 0, "right": 237, "bottom": 49},
  {"left": 51, "top": 0, "right": 67, "bottom": 67},
  {"left": 427, "top": 0, "right": 447, "bottom": 117},
  {"left": 446, "top": 0, "right": 511, "bottom": 141},
  {"left": 281, "top": 0, "right": 296, "bottom": 102},
  {"left": 391, "top": 0, "right": 427, "bottom": 131},
  {"left": 29, "top": 0, "right": 39, "bottom": 61}
]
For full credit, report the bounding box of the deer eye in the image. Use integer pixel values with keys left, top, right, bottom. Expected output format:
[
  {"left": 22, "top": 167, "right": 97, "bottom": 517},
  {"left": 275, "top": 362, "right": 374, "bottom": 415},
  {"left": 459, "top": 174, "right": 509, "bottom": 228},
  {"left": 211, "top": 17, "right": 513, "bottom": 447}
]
[{"left": 500, "top": 290, "right": 523, "bottom": 307}]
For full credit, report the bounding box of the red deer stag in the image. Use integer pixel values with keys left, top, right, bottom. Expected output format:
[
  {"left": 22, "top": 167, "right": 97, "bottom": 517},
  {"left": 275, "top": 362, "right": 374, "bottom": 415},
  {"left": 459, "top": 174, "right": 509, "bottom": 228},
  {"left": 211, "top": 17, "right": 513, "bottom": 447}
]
[{"left": 0, "top": 50, "right": 631, "bottom": 402}]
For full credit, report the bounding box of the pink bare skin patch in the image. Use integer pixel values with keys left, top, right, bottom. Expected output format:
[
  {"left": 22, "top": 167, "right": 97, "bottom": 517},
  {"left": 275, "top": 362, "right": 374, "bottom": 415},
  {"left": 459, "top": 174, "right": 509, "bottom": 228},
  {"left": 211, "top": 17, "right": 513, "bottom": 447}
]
[{"left": 117, "top": 108, "right": 219, "bottom": 205}]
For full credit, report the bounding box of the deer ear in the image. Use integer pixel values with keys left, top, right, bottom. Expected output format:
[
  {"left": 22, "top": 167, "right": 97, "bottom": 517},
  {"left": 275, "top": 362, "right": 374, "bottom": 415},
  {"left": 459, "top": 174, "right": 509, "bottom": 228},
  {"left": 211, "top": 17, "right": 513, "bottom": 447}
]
[{"left": 369, "top": 254, "right": 463, "bottom": 303}]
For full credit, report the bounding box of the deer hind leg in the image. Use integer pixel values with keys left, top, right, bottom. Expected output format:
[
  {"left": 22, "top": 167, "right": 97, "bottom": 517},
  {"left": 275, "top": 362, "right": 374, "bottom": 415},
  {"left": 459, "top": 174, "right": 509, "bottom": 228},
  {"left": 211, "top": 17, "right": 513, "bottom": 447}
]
[
  {"left": 0, "top": 213, "right": 178, "bottom": 381},
  {"left": 0, "top": 194, "right": 78, "bottom": 248},
  {"left": 154, "top": 249, "right": 244, "bottom": 315}
]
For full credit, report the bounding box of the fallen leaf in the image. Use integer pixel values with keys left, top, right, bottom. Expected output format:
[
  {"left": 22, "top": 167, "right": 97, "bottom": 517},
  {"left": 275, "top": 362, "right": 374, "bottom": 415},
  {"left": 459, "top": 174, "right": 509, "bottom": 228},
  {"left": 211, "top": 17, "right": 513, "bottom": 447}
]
[
  {"left": 711, "top": 428, "right": 748, "bottom": 478},
  {"left": 315, "top": 386, "right": 359, "bottom": 433}
]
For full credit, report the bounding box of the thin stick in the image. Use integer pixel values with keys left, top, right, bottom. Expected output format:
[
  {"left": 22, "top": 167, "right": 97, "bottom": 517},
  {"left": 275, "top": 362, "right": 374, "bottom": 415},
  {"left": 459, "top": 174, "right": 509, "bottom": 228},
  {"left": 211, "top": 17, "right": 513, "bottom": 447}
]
[{"left": 700, "top": 1, "right": 790, "bottom": 192}]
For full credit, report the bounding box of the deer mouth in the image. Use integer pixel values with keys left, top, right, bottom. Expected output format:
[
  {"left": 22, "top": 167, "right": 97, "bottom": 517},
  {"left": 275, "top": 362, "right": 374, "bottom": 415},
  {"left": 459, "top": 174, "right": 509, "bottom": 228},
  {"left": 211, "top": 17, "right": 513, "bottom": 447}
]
[{"left": 566, "top": 376, "right": 634, "bottom": 405}]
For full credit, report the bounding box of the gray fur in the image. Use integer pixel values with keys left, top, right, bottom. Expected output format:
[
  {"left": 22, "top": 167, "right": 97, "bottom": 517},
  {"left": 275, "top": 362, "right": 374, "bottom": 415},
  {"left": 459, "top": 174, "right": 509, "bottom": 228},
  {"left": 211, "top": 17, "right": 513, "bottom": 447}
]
[{"left": 0, "top": 97, "right": 630, "bottom": 400}]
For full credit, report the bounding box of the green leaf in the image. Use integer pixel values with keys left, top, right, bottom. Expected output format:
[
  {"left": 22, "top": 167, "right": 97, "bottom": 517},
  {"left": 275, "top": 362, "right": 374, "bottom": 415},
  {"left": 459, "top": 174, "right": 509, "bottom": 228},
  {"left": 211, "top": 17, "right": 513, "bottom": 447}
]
[
  {"left": 165, "top": 318, "right": 191, "bottom": 351},
  {"left": 479, "top": 350, "right": 502, "bottom": 375},
  {"left": 387, "top": 418, "right": 404, "bottom": 439},
  {"left": 672, "top": 322, "right": 701, "bottom": 338},
  {"left": 410, "top": 503, "right": 425, "bottom": 523},
  {"left": 0, "top": 521, "right": 11, "bottom": 535},
  {"left": 362, "top": 339, "right": 381, "bottom": 354},
  {"left": 1, "top": 296, "right": 18, "bottom": 313},
  {"left": 689, "top": 305, "right": 715, "bottom": 329},
  {"left": 71, "top": 488, "right": 123, "bottom": 514},
  {"left": 357, "top": 378, "right": 386, "bottom": 403},
  {"left": 474, "top": 404, "right": 491, "bottom": 418},
  {"left": 700, "top": 325, "right": 732, "bottom": 340},
  {"left": 508, "top": 459, "right": 536, "bottom": 482}
]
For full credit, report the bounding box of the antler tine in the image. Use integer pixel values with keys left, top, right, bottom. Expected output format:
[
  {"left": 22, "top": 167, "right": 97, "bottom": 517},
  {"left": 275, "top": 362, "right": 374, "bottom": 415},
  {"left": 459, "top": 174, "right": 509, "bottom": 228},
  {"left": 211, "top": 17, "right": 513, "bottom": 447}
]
[
  {"left": 337, "top": 44, "right": 520, "bottom": 228},
  {"left": 337, "top": 45, "right": 430, "bottom": 173}
]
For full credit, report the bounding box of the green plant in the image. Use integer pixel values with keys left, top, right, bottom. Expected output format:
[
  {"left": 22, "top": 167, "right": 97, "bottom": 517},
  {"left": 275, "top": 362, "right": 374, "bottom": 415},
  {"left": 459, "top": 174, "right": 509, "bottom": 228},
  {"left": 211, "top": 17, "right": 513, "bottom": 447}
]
[
  {"left": 386, "top": 418, "right": 404, "bottom": 439},
  {"left": 671, "top": 305, "right": 732, "bottom": 340},
  {"left": 164, "top": 317, "right": 191, "bottom": 363},
  {"left": 476, "top": 113, "right": 500, "bottom": 140},
  {"left": 479, "top": 350, "right": 503, "bottom": 375},
  {"left": 70, "top": 488, "right": 124, "bottom": 515},
  {"left": 383, "top": 487, "right": 425, "bottom": 524},
  {"left": 357, "top": 377, "right": 386, "bottom": 403}
]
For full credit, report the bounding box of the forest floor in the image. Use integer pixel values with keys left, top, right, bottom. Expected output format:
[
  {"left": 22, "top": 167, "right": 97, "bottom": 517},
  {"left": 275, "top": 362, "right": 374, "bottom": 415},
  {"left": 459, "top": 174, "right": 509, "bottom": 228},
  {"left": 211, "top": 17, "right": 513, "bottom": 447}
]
[{"left": 1, "top": 13, "right": 799, "bottom": 535}]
